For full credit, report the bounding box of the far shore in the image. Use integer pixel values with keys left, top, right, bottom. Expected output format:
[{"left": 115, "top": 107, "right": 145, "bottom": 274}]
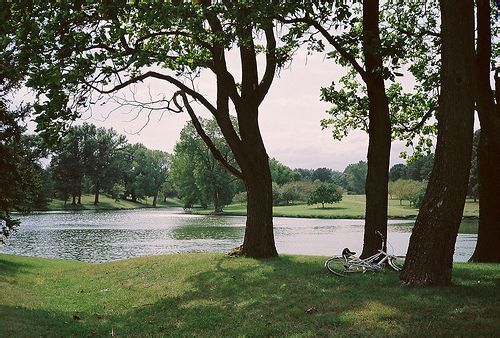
[{"left": 20, "top": 194, "right": 479, "bottom": 221}]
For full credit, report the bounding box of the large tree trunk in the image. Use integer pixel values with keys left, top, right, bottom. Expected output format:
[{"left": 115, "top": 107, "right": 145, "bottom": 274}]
[
  {"left": 470, "top": 0, "right": 500, "bottom": 262},
  {"left": 153, "top": 193, "right": 158, "bottom": 207},
  {"left": 238, "top": 107, "right": 278, "bottom": 258},
  {"left": 243, "top": 168, "right": 276, "bottom": 258},
  {"left": 400, "top": 0, "right": 475, "bottom": 286},
  {"left": 360, "top": 0, "right": 391, "bottom": 258},
  {"left": 471, "top": 130, "right": 500, "bottom": 261}
]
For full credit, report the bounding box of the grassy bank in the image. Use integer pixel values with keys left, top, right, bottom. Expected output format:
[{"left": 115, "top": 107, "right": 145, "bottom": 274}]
[
  {"left": 193, "top": 195, "right": 480, "bottom": 219},
  {"left": 41, "top": 195, "right": 182, "bottom": 211},
  {"left": 1, "top": 253, "right": 498, "bottom": 336}
]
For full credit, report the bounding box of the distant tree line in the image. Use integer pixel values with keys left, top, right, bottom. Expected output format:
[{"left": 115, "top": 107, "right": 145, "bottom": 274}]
[{"left": 51, "top": 123, "right": 171, "bottom": 208}]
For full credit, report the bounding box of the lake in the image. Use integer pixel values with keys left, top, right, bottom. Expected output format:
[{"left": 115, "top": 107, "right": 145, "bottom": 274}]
[{"left": 0, "top": 208, "right": 477, "bottom": 262}]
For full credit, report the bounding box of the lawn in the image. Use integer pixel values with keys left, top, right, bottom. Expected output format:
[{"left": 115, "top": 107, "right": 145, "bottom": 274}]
[
  {"left": 44, "top": 195, "right": 182, "bottom": 211},
  {"left": 0, "top": 253, "right": 498, "bottom": 336},
  {"left": 194, "top": 195, "right": 480, "bottom": 219}
]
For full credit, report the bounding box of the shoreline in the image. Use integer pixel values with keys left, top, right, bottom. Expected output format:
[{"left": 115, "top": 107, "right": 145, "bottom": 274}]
[{"left": 13, "top": 206, "right": 480, "bottom": 221}]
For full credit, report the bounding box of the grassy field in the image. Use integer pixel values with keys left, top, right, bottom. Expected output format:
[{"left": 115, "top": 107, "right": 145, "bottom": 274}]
[
  {"left": 44, "top": 195, "right": 182, "bottom": 211},
  {"left": 194, "top": 195, "right": 480, "bottom": 219},
  {"left": 0, "top": 253, "right": 498, "bottom": 336}
]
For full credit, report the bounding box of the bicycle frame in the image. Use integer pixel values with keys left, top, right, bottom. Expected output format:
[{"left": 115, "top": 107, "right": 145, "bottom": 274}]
[{"left": 325, "top": 231, "right": 403, "bottom": 275}]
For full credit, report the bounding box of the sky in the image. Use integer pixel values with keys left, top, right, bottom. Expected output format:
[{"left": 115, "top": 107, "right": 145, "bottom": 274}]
[{"left": 21, "top": 46, "right": 411, "bottom": 172}]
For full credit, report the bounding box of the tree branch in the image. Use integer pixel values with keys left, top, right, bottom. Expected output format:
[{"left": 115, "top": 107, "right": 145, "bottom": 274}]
[
  {"left": 257, "top": 25, "right": 277, "bottom": 105},
  {"left": 174, "top": 91, "right": 244, "bottom": 180},
  {"left": 280, "top": 15, "right": 368, "bottom": 82},
  {"left": 401, "top": 104, "right": 437, "bottom": 133},
  {"left": 84, "top": 70, "right": 219, "bottom": 116}
]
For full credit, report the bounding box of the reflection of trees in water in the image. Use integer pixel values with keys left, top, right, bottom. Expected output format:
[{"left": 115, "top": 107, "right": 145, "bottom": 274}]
[
  {"left": 389, "top": 221, "right": 478, "bottom": 234},
  {"left": 171, "top": 225, "right": 244, "bottom": 241}
]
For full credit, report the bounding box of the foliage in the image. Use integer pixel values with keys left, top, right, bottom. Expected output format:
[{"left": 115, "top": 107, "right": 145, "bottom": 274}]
[
  {"left": 389, "top": 163, "right": 408, "bottom": 182},
  {"left": 311, "top": 167, "right": 332, "bottom": 182},
  {"left": 232, "top": 192, "right": 247, "bottom": 204},
  {"left": 51, "top": 123, "right": 127, "bottom": 205},
  {"left": 171, "top": 118, "right": 238, "bottom": 212},
  {"left": 343, "top": 161, "right": 367, "bottom": 194},
  {"left": 0, "top": 105, "right": 50, "bottom": 228},
  {"left": 133, "top": 147, "right": 170, "bottom": 207},
  {"left": 388, "top": 179, "right": 426, "bottom": 206},
  {"left": 287, "top": 0, "right": 441, "bottom": 157},
  {"left": 269, "top": 158, "right": 299, "bottom": 185},
  {"left": 307, "top": 182, "right": 342, "bottom": 208},
  {"left": 406, "top": 154, "right": 434, "bottom": 181}
]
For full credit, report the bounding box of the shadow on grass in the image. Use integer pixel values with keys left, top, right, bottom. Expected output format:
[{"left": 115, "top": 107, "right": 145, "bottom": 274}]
[
  {"left": 3, "top": 256, "right": 500, "bottom": 336},
  {"left": 311, "top": 206, "right": 349, "bottom": 211},
  {"left": 0, "top": 259, "right": 34, "bottom": 280}
]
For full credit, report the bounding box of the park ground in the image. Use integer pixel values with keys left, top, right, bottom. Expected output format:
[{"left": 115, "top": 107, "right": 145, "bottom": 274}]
[
  {"left": 0, "top": 253, "right": 498, "bottom": 336},
  {"left": 193, "top": 195, "right": 480, "bottom": 219},
  {"left": 40, "top": 194, "right": 480, "bottom": 220}
]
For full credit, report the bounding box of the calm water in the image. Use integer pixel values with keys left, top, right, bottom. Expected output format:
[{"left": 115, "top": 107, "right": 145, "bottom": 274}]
[{"left": 0, "top": 208, "right": 477, "bottom": 262}]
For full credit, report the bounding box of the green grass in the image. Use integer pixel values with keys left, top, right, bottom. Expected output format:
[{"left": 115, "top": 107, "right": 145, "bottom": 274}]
[
  {"left": 194, "top": 195, "right": 480, "bottom": 219},
  {"left": 43, "top": 195, "right": 183, "bottom": 211},
  {"left": 0, "top": 253, "right": 498, "bottom": 336}
]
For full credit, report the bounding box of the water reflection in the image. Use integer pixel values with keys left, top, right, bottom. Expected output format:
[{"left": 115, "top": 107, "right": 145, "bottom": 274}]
[{"left": 0, "top": 208, "right": 477, "bottom": 263}]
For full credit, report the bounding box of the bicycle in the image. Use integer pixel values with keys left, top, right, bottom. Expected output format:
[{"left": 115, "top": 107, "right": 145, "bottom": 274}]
[{"left": 324, "top": 231, "right": 405, "bottom": 277}]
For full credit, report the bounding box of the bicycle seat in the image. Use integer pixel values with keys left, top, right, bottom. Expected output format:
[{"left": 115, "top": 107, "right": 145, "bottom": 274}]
[{"left": 342, "top": 248, "right": 356, "bottom": 257}]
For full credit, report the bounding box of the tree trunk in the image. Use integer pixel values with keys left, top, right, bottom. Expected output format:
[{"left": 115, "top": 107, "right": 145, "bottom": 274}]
[
  {"left": 77, "top": 194, "right": 81, "bottom": 204},
  {"left": 360, "top": 0, "right": 391, "bottom": 258},
  {"left": 240, "top": 143, "right": 277, "bottom": 258},
  {"left": 470, "top": 130, "right": 500, "bottom": 262},
  {"left": 238, "top": 107, "right": 277, "bottom": 258},
  {"left": 470, "top": 0, "right": 500, "bottom": 262},
  {"left": 94, "top": 183, "right": 100, "bottom": 205},
  {"left": 213, "top": 190, "right": 220, "bottom": 213},
  {"left": 153, "top": 193, "right": 157, "bottom": 207},
  {"left": 72, "top": 195, "right": 76, "bottom": 205},
  {"left": 400, "top": 0, "right": 475, "bottom": 285}
]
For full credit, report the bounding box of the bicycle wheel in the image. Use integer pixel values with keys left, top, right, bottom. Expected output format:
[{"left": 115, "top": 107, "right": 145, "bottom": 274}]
[
  {"left": 325, "top": 257, "right": 347, "bottom": 276},
  {"left": 388, "top": 256, "right": 405, "bottom": 271}
]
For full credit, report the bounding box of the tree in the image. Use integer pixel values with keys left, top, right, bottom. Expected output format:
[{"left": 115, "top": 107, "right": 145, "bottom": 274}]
[
  {"left": 311, "top": 167, "right": 333, "bottom": 182},
  {"left": 400, "top": 0, "right": 475, "bottom": 285},
  {"left": 343, "top": 161, "right": 367, "bottom": 194},
  {"left": 134, "top": 148, "right": 170, "bottom": 207},
  {"left": 171, "top": 118, "right": 237, "bottom": 212},
  {"left": 170, "top": 153, "right": 202, "bottom": 209},
  {"left": 0, "top": 109, "right": 50, "bottom": 233},
  {"left": 51, "top": 126, "right": 87, "bottom": 205},
  {"left": 293, "top": 168, "right": 314, "bottom": 181},
  {"left": 281, "top": 1, "right": 439, "bottom": 258},
  {"left": 406, "top": 154, "right": 434, "bottom": 181},
  {"left": 470, "top": 0, "right": 500, "bottom": 263},
  {"left": 388, "top": 179, "right": 426, "bottom": 206},
  {"left": 84, "top": 125, "right": 127, "bottom": 205},
  {"left": 14, "top": 2, "right": 296, "bottom": 257},
  {"left": 330, "top": 170, "right": 348, "bottom": 190},
  {"left": 269, "top": 158, "right": 299, "bottom": 185},
  {"left": 307, "top": 183, "right": 343, "bottom": 208},
  {"left": 389, "top": 164, "right": 408, "bottom": 182},
  {"left": 280, "top": 182, "right": 302, "bottom": 204}
]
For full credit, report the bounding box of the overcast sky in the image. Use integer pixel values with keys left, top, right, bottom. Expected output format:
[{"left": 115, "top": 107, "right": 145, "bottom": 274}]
[{"left": 22, "top": 47, "right": 411, "bottom": 172}]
